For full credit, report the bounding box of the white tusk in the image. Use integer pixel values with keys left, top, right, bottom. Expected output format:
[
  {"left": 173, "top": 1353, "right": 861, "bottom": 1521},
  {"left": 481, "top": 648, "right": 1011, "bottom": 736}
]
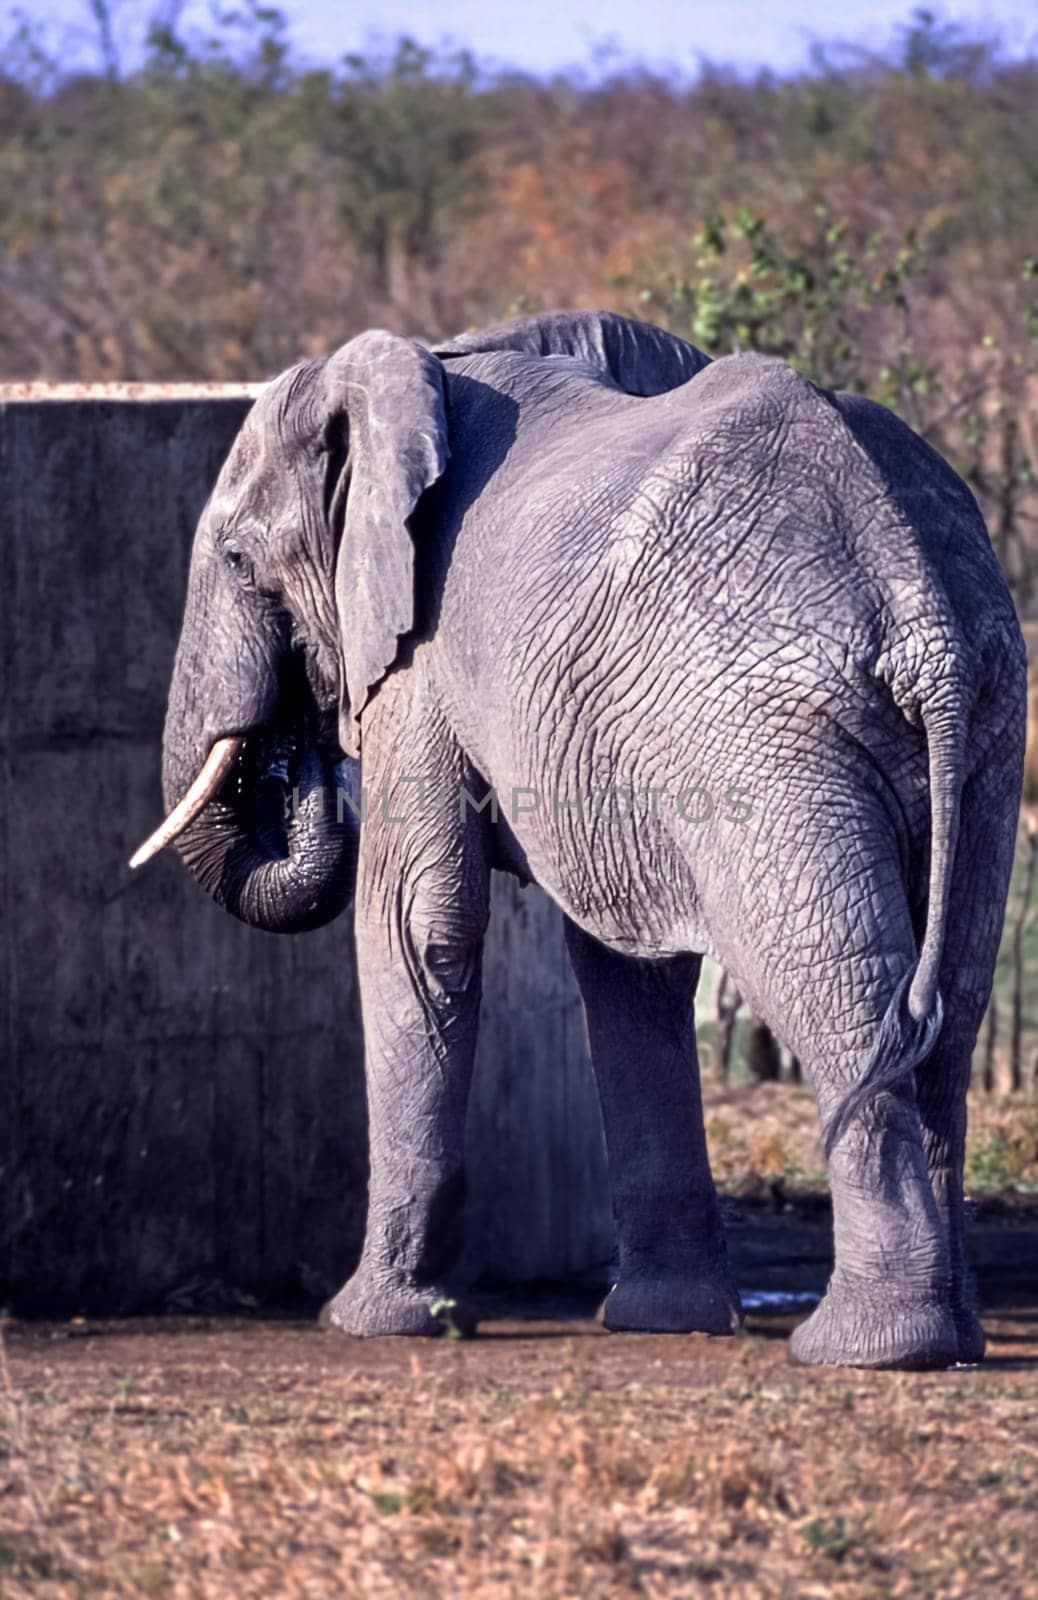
[{"left": 129, "top": 736, "right": 245, "bottom": 869}]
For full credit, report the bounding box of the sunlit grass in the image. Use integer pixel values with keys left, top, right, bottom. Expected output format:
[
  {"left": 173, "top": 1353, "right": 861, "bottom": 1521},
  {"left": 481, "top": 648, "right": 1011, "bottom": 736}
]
[{"left": 1, "top": 1312, "right": 1036, "bottom": 1598}]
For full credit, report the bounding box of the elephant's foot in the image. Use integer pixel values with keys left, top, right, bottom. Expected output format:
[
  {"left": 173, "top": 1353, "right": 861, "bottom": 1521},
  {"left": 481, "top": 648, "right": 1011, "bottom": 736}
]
[
  {"left": 952, "top": 1305, "right": 986, "bottom": 1365},
  {"left": 788, "top": 1276, "right": 960, "bottom": 1370},
  {"left": 602, "top": 1266, "right": 743, "bottom": 1335},
  {"left": 947, "top": 1263, "right": 986, "bottom": 1363},
  {"left": 321, "top": 1269, "right": 477, "bottom": 1339}
]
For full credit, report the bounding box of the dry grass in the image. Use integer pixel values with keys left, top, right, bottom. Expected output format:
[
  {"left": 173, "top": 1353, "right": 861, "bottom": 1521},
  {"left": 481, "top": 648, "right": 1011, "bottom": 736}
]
[
  {"left": 699, "top": 1081, "right": 1038, "bottom": 1199},
  {"left": 3, "top": 1088, "right": 1035, "bottom": 1597},
  {"left": 2, "top": 1308, "right": 1037, "bottom": 1599}
]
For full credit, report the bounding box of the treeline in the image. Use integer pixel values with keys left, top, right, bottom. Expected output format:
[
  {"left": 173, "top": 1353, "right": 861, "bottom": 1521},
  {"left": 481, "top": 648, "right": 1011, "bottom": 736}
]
[{"left": 0, "top": 2, "right": 1036, "bottom": 600}]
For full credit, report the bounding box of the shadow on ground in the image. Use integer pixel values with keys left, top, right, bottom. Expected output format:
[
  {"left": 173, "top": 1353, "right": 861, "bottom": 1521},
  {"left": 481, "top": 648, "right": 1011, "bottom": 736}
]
[{"left": 466, "top": 1196, "right": 1038, "bottom": 1334}]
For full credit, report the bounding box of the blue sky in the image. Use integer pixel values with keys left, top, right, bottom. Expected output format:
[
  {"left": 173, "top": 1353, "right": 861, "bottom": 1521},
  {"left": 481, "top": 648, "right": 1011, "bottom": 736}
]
[{"left": 26, "top": 0, "right": 1038, "bottom": 76}]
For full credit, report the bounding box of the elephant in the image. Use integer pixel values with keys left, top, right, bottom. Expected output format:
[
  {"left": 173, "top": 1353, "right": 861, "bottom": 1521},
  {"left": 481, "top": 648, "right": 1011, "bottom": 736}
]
[{"left": 132, "top": 308, "right": 1026, "bottom": 1369}]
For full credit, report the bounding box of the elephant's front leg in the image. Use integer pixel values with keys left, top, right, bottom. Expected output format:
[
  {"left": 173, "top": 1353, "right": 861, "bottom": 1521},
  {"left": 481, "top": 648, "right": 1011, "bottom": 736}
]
[
  {"left": 564, "top": 922, "right": 742, "bottom": 1335},
  {"left": 325, "top": 779, "right": 490, "bottom": 1338}
]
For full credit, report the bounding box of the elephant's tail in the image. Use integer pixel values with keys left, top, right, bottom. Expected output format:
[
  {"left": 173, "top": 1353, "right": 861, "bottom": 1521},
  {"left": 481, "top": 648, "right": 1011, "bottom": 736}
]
[
  {"left": 822, "top": 699, "right": 965, "bottom": 1157},
  {"left": 908, "top": 705, "right": 965, "bottom": 1023}
]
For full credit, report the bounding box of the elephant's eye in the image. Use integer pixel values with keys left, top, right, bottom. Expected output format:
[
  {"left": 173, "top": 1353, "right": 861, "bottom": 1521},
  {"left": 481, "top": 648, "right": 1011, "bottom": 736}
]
[{"left": 223, "top": 546, "right": 253, "bottom": 582}]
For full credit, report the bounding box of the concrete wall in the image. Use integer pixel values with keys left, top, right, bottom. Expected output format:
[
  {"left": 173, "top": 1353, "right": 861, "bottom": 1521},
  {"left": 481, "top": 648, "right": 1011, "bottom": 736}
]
[{"left": 0, "top": 391, "right": 612, "bottom": 1315}]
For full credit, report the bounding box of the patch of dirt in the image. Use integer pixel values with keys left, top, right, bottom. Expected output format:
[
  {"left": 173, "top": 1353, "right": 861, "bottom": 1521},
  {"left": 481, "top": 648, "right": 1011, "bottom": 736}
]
[{"left": 3, "top": 1230, "right": 1037, "bottom": 1600}]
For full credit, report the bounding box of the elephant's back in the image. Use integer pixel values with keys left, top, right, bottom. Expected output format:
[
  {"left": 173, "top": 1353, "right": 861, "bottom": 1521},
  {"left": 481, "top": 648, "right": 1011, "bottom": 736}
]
[{"left": 427, "top": 349, "right": 1019, "bottom": 793}]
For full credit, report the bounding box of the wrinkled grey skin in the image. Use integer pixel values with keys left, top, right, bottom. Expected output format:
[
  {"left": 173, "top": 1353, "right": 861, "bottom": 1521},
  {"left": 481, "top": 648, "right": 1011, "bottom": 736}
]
[{"left": 160, "top": 310, "right": 1025, "bottom": 1369}]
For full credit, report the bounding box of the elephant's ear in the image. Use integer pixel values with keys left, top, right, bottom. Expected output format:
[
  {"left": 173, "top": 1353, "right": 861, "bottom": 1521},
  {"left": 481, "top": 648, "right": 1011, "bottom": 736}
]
[
  {"left": 326, "top": 330, "right": 449, "bottom": 755},
  {"left": 433, "top": 310, "right": 711, "bottom": 396}
]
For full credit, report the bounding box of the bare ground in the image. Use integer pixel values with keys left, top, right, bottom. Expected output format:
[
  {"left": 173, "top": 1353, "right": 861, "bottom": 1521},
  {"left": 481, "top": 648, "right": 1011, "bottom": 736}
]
[
  {"left": 3, "top": 1085, "right": 1036, "bottom": 1597},
  {"left": 3, "top": 1231, "right": 1037, "bottom": 1600}
]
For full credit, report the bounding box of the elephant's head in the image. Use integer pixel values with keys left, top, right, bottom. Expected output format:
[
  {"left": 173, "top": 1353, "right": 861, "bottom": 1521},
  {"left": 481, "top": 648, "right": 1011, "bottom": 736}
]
[{"left": 131, "top": 330, "right": 449, "bottom": 932}]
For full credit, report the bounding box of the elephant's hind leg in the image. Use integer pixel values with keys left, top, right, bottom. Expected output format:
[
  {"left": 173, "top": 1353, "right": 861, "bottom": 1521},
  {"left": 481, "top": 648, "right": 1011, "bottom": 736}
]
[
  {"left": 563, "top": 921, "right": 742, "bottom": 1335},
  {"left": 916, "top": 756, "right": 1021, "bottom": 1364},
  {"left": 705, "top": 803, "right": 961, "bottom": 1369},
  {"left": 788, "top": 1057, "right": 959, "bottom": 1371},
  {"left": 783, "top": 958, "right": 959, "bottom": 1371}
]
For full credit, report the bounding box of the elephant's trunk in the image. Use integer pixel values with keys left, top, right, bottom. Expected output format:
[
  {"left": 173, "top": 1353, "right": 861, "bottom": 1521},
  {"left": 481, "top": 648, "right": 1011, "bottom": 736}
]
[{"left": 159, "top": 658, "right": 358, "bottom": 934}]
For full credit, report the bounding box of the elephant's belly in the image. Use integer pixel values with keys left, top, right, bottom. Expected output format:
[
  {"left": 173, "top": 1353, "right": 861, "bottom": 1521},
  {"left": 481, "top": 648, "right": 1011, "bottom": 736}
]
[{"left": 502, "top": 798, "right": 716, "bottom": 960}]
